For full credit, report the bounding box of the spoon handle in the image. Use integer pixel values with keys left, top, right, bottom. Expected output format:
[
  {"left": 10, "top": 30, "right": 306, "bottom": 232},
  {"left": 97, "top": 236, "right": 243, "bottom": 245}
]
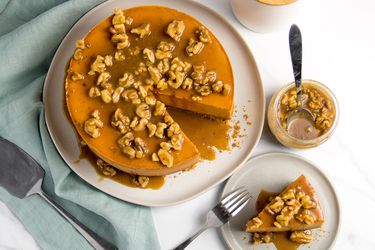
[
  {"left": 38, "top": 191, "right": 117, "bottom": 250},
  {"left": 289, "top": 24, "right": 303, "bottom": 104}
]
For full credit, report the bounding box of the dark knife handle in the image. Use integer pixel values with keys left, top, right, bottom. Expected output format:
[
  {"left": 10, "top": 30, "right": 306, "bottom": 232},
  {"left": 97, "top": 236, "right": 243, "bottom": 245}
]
[
  {"left": 289, "top": 24, "right": 303, "bottom": 102},
  {"left": 38, "top": 191, "right": 117, "bottom": 250}
]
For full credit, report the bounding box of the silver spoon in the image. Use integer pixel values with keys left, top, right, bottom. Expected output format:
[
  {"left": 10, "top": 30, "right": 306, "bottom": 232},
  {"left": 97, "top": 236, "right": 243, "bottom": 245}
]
[
  {"left": 286, "top": 24, "right": 314, "bottom": 128},
  {"left": 0, "top": 136, "right": 117, "bottom": 250}
]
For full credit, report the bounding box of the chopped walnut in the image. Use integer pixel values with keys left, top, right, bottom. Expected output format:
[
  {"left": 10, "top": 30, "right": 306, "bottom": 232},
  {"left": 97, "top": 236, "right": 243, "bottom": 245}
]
[
  {"left": 246, "top": 217, "right": 263, "bottom": 230},
  {"left": 125, "top": 16, "right": 133, "bottom": 26},
  {"left": 151, "top": 153, "right": 160, "bottom": 161},
  {"left": 155, "top": 122, "right": 167, "bottom": 138},
  {"left": 71, "top": 72, "right": 84, "bottom": 81},
  {"left": 111, "top": 108, "right": 130, "bottom": 134},
  {"left": 166, "top": 20, "right": 185, "bottom": 41},
  {"left": 73, "top": 49, "right": 83, "bottom": 60},
  {"left": 84, "top": 110, "right": 103, "bottom": 138},
  {"left": 167, "top": 123, "right": 181, "bottom": 138},
  {"left": 118, "top": 73, "right": 134, "bottom": 88},
  {"left": 160, "top": 142, "right": 173, "bottom": 151},
  {"left": 136, "top": 103, "right": 151, "bottom": 119},
  {"left": 252, "top": 232, "right": 273, "bottom": 245},
  {"left": 203, "top": 71, "right": 216, "bottom": 84},
  {"left": 100, "top": 89, "right": 112, "bottom": 103},
  {"left": 164, "top": 114, "right": 174, "bottom": 125},
  {"left": 122, "top": 89, "right": 138, "bottom": 101},
  {"left": 186, "top": 38, "right": 204, "bottom": 56},
  {"left": 138, "top": 85, "right": 148, "bottom": 99},
  {"left": 212, "top": 81, "right": 223, "bottom": 93},
  {"left": 89, "top": 55, "right": 106, "bottom": 74},
  {"left": 104, "top": 55, "right": 113, "bottom": 67},
  {"left": 148, "top": 66, "right": 162, "bottom": 84},
  {"left": 155, "top": 41, "right": 175, "bottom": 60},
  {"left": 143, "top": 48, "right": 155, "bottom": 64},
  {"left": 97, "top": 72, "right": 110, "bottom": 86},
  {"left": 131, "top": 175, "right": 150, "bottom": 188},
  {"left": 117, "top": 131, "right": 134, "bottom": 148},
  {"left": 158, "top": 149, "right": 173, "bottom": 167},
  {"left": 266, "top": 197, "right": 284, "bottom": 214},
  {"left": 75, "top": 39, "right": 85, "bottom": 49},
  {"left": 145, "top": 95, "right": 156, "bottom": 106},
  {"left": 96, "top": 159, "right": 117, "bottom": 177},
  {"left": 222, "top": 84, "right": 231, "bottom": 96},
  {"left": 147, "top": 123, "right": 157, "bottom": 137},
  {"left": 134, "top": 137, "right": 148, "bottom": 158},
  {"left": 112, "top": 8, "right": 126, "bottom": 25},
  {"left": 89, "top": 87, "right": 101, "bottom": 98},
  {"left": 154, "top": 101, "right": 166, "bottom": 116},
  {"left": 114, "top": 51, "right": 125, "bottom": 61},
  {"left": 195, "top": 26, "right": 212, "bottom": 43},
  {"left": 131, "top": 23, "right": 151, "bottom": 38},
  {"left": 156, "top": 78, "right": 168, "bottom": 90},
  {"left": 123, "top": 146, "right": 136, "bottom": 159},
  {"left": 170, "top": 134, "right": 183, "bottom": 150},
  {"left": 182, "top": 77, "right": 193, "bottom": 90},
  {"left": 112, "top": 86, "right": 124, "bottom": 103},
  {"left": 280, "top": 189, "right": 295, "bottom": 201},
  {"left": 276, "top": 214, "right": 292, "bottom": 226},
  {"left": 157, "top": 58, "right": 170, "bottom": 74},
  {"left": 290, "top": 230, "right": 313, "bottom": 244}
]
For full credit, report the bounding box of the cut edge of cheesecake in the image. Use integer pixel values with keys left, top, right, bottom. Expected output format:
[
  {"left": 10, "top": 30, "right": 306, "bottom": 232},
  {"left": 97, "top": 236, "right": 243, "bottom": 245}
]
[{"left": 246, "top": 175, "right": 324, "bottom": 233}]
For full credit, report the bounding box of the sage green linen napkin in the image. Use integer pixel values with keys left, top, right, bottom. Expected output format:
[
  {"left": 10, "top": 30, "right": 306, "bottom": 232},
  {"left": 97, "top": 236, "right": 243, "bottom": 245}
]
[{"left": 0, "top": 1, "right": 160, "bottom": 249}]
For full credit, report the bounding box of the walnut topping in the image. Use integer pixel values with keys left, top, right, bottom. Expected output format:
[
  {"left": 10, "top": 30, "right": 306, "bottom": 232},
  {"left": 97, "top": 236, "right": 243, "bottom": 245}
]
[
  {"left": 112, "top": 86, "right": 124, "bottom": 103},
  {"left": 154, "top": 101, "right": 166, "bottom": 116},
  {"left": 167, "top": 123, "right": 180, "bottom": 138},
  {"left": 157, "top": 149, "right": 173, "bottom": 167},
  {"left": 122, "top": 89, "right": 138, "bottom": 101},
  {"left": 222, "top": 83, "right": 231, "bottom": 96},
  {"left": 151, "top": 153, "right": 159, "bottom": 161},
  {"left": 252, "top": 232, "right": 273, "bottom": 245},
  {"left": 134, "top": 137, "right": 148, "bottom": 158},
  {"left": 112, "top": 8, "right": 126, "bottom": 25},
  {"left": 119, "top": 73, "right": 134, "bottom": 88},
  {"left": 104, "top": 55, "right": 113, "bottom": 67},
  {"left": 89, "top": 87, "right": 101, "bottom": 98},
  {"left": 182, "top": 77, "right": 193, "bottom": 90},
  {"left": 114, "top": 51, "right": 125, "bottom": 61},
  {"left": 73, "top": 49, "right": 83, "bottom": 60},
  {"left": 166, "top": 20, "right": 185, "bottom": 41},
  {"left": 148, "top": 66, "right": 162, "bottom": 84},
  {"left": 155, "top": 122, "right": 167, "bottom": 138},
  {"left": 111, "top": 108, "right": 130, "bottom": 134},
  {"left": 191, "top": 95, "right": 202, "bottom": 102},
  {"left": 186, "top": 38, "right": 204, "bottom": 56},
  {"left": 131, "top": 175, "right": 150, "bottom": 188},
  {"left": 145, "top": 95, "right": 156, "bottom": 106},
  {"left": 164, "top": 114, "right": 174, "bottom": 125},
  {"left": 96, "top": 159, "right": 117, "bottom": 177},
  {"left": 266, "top": 197, "right": 284, "bottom": 215},
  {"left": 155, "top": 41, "right": 175, "bottom": 60},
  {"left": 100, "top": 89, "right": 112, "bottom": 103},
  {"left": 157, "top": 58, "right": 170, "bottom": 74},
  {"left": 131, "top": 23, "right": 151, "bottom": 38},
  {"left": 276, "top": 214, "right": 292, "bottom": 226},
  {"left": 123, "top": 146, "right": 136, "bottom": 159},
  {"left": 71, "top": 72, "right": 84, "bottom": 81},
  {"left": 195, "top": 26, "right": 212, "bottom": 43},
  {"left": 136, "top": 103, "right": 151, "bottom": 119},
  {"left": 117, "top": 132, "right": 134, "bottom": 148},
  {"left": 97, "top": 72, "right": 110, "bottom": 86},
  {"left": 246, "top": 217, "right": 263, "bottom": 230},
  {"left": 170, "top": 134, "right": 183, "bottom": 150},
  {"left": 290, "top": 230, "right": 313, "bottom": 244},
  {"left": 194, "top": 85, "right": 212, "bottom": 96},
  {"left": 156, "top": 78, "right": 168, "bottom": 90},
  {"left": 89, "top": 55, "right": 106, "bottom": 74},
  {"left": 280, "top": 189, "right": 295, "bottom": 201},
  {"left": 133, "top": 118, "right": 148, "bottom": 132},
  {"left": 143, "top": 48, "right": 155, "bottom": 64},
  {"left": 147, "top": 123, "right": 157, "bottom": 137},
  {"left": 84, "top": 110, "right": 103, "bottom": 138},
  {"left": 75, "top": 39, "right": 85, "bottom": 49},
  {"left": 212, "top": 81, "right": 223, "bottom": 93},
  {"left": 160, "top": 142, "right": 172, "bottom": 151}
]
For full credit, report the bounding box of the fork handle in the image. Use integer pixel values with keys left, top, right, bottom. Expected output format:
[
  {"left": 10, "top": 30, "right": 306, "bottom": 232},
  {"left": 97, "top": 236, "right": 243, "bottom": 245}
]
[
  {"left": 173, "top": 226, "right": 208, "bottom": 250},
  {"left": 38, "top": 191, "right": 117, "bottom": 250}
]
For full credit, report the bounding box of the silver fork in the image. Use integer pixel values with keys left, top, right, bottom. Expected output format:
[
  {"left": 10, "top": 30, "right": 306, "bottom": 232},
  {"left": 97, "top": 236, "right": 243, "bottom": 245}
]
[{"left": 173, "top": 187, "right": 251, "bottom": 250}]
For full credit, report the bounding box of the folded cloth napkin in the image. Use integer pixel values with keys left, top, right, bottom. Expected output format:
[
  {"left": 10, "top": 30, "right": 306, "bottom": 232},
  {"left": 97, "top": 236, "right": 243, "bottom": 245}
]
[{"left": 0, "top": 0, "right": 160, "bottom": 249}]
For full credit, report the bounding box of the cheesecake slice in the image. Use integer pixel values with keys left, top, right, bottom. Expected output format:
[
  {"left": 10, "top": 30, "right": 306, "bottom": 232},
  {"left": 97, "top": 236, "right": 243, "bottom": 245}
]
[{"left": 246, "top": 175, "right": 324, "bottom": 233}]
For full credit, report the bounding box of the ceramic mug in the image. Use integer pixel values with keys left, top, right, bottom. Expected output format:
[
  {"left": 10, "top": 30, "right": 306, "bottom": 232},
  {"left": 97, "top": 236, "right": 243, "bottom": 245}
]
[{"left": 231, "top": 0, "right": 306, "bottom": 33}]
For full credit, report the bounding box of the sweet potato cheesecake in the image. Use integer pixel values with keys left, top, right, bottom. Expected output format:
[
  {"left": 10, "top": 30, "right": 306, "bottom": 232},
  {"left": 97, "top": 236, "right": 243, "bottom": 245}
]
[
  {"left": 246, "top": 175, "right": 324, "bottom": 245},
  {"left": 65, "top": 6, "right": 234, "bottom": 176}
]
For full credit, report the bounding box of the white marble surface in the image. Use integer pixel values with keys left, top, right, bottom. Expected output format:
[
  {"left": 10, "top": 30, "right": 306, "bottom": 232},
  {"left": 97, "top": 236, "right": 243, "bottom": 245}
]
[{"left": 1, "top": 0, "right": 375, "bottom": 249}]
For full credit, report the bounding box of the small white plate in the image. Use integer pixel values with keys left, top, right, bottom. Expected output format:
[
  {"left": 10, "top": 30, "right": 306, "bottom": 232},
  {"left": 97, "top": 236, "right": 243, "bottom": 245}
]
[
  {"left": 220, "top": 152, "right": 341, "bottom": 250},
  {"left": 43, "top": 0, "right": 264, "bottom": 206}
]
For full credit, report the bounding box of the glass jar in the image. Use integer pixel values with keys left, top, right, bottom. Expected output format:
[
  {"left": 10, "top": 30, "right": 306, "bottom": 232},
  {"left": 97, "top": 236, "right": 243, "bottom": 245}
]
[{"left": 267, "top": 79, "right": 339, "bottom": 148}]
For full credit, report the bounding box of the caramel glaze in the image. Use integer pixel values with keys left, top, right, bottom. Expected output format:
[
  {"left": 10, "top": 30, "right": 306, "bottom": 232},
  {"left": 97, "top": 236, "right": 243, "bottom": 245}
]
[
  {"left": 256, "top": 190, "right": 301, "bottom": 250},
  {"left": 167, "top": 107, "right": 230, "bottom": 160}
]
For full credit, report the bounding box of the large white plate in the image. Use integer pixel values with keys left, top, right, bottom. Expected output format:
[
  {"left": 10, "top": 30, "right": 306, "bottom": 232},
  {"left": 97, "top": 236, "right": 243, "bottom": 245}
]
[
  {"left": 220, "top": 152, "right": 341, "bottom": 249},
  {"left": 43, "top": 0, "right": 264, "bottom": 207}
]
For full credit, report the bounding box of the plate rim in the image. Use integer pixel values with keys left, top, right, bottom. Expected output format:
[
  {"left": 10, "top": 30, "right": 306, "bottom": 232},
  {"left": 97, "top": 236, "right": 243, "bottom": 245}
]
[
  {"left": 42, "top": 0, "right": 265, "bottom": 207},
  {"left": 219, "top": 152, "right": 341, "bottom": 250}
]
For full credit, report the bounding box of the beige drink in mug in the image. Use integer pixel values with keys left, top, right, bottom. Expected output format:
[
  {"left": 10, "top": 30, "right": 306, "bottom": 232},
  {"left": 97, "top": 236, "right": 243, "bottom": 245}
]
[{"left": 231, "top": 0, "right": 305, "bottom": 33}]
